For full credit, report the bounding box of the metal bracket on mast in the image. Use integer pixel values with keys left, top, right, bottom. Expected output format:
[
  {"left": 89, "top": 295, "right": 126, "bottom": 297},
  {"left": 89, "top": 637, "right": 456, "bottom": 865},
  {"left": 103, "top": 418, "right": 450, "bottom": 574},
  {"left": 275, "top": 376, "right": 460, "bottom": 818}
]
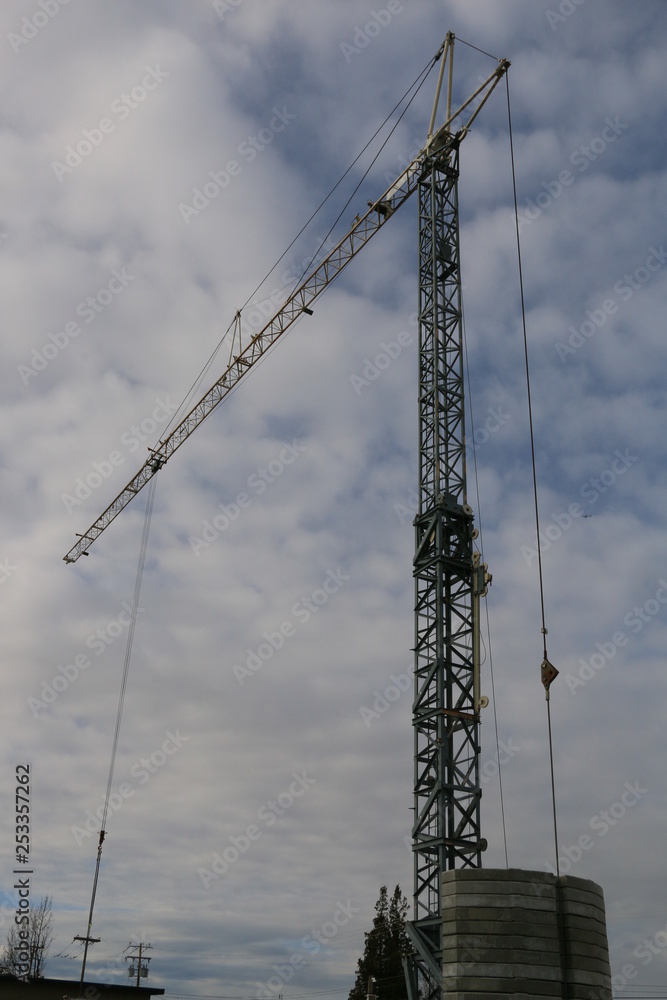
[{"left": 473, "top": 552, "right": 492, "bottom": 713}]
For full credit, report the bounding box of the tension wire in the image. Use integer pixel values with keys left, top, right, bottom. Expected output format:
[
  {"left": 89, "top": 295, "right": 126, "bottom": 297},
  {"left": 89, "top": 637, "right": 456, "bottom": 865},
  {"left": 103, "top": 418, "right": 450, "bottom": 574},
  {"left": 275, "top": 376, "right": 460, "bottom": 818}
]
[
  {"left": 78, "top": 474, "right": 158, "bottom": 989},
  {"left": 505, "top": 74, "right": 561, "bottom": 878}
]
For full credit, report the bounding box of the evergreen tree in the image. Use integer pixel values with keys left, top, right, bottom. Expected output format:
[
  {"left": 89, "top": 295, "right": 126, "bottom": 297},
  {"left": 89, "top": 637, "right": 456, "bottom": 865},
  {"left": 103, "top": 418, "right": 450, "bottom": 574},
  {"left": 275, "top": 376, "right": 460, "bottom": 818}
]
[{"left": 349, "top": 885, "right": 409, "bottom": 1000}]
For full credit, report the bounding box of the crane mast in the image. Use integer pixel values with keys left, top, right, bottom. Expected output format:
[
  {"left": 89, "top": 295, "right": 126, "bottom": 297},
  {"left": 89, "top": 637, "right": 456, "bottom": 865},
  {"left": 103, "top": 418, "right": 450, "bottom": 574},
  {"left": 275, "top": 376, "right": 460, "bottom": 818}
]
[
  {"left": 403, "top": 38, "right": 503, "bottom": 1000},
  {"left": 63, "top": 37, "right": 508, "bottom": 1000},
  {"left": 404, "top": 123, "right": 491, "bottom": 1000}
]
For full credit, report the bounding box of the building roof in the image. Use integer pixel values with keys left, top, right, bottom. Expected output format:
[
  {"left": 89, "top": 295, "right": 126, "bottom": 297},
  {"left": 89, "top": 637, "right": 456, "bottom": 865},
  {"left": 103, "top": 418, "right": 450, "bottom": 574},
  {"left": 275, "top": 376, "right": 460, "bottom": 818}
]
[{"left": 0, "top": 975, "right": 164, "bottom": 999}]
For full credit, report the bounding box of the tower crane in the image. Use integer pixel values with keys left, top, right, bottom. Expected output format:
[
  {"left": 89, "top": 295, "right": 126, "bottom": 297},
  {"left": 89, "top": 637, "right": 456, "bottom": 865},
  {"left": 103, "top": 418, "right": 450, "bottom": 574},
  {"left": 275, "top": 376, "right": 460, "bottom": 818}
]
[{"left": 64, "top": 35, "right": 509, "bottom": 1000}]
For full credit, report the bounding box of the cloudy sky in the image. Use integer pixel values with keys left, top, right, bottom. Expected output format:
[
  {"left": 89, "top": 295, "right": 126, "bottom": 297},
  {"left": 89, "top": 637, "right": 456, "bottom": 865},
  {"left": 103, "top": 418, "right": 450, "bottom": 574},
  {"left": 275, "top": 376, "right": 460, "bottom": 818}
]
[{"left": 1, "top": 0, "right": 667, "bottom": 997}]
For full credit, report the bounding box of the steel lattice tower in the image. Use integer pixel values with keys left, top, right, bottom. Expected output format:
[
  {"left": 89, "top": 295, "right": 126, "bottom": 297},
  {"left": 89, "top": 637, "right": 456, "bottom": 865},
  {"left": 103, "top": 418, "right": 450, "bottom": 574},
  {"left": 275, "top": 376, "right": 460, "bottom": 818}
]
[{"left": 404, "top": 135, "right": 490, "bottom": 1000}]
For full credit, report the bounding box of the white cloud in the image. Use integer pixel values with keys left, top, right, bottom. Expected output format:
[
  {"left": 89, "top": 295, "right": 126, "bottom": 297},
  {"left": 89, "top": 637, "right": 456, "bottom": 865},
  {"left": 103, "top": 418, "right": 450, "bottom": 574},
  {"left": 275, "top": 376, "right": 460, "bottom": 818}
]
[{"left": 2, "top": 0, "right": 667, "bottom": 995}]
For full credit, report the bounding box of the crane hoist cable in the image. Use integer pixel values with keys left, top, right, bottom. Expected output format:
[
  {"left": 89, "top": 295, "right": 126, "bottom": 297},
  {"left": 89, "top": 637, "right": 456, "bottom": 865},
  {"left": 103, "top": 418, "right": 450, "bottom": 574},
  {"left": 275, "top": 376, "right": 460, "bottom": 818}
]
[
  {"left": 505, "top": 71, "right": 570, "bottom": 997},
  {"left": 78, "top": 473, "right": 158, "bottom": 988},
  {"left": 505, "top": 74, "right": 561, "bottom": 868},
  {"left": 455, "top": 34, "right": 510, "bottom": 871},
  {"left": 457, "top": 33, "right": 559, "bottom": 877}
]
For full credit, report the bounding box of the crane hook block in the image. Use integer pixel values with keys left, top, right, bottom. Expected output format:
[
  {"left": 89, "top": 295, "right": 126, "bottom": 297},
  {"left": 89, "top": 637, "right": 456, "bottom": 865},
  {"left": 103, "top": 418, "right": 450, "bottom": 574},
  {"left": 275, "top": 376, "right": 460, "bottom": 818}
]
[{"left": 541, "top": 657, "right": 559, "bottom": 691}]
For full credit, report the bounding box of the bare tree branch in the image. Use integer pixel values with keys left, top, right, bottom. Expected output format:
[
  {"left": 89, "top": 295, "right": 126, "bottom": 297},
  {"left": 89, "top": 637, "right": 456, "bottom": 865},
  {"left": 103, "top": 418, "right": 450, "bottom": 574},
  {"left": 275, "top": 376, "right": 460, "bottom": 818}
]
[{"left": 0, "top": 896, "right": 53, "bottom": 979}]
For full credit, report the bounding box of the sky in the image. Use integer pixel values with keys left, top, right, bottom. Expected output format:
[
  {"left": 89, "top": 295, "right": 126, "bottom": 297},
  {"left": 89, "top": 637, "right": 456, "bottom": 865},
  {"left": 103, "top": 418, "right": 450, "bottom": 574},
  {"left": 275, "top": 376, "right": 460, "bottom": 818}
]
[{"left": 1, "top": 0, "right": 667, "bottom": 997}]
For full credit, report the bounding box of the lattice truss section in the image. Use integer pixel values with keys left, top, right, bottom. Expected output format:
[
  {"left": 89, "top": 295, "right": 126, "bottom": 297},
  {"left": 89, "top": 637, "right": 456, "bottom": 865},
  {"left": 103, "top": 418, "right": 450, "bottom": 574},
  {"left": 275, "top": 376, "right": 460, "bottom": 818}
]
[
  {"left": 409, "top": 146, "right": 481, "bottom": 985},
  {"left": 63, "top": 137, "right": 431, "bottom": 564}
]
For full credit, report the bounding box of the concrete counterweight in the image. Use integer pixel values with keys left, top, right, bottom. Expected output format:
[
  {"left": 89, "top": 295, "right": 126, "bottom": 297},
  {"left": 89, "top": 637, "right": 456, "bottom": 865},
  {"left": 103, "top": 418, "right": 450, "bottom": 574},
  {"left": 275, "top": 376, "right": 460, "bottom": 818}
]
[{"left": 441, "top": 868, "right": 612, "bottom": 999}]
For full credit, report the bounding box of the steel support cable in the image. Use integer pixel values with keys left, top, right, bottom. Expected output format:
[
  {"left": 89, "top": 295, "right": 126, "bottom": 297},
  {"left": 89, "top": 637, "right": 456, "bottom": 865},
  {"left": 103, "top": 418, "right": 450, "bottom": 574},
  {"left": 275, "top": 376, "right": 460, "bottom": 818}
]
[
  {"left": 456, "top": 36, "right": 502, "bottom": 62},
  {"left": 287, "top": 50, "right": 441, "bottom": 295},
  {"left": 161, "top": 50, "right": 441, "bottom": 442},
  {"left": 506, "top": 74, "right": 568, "bottom": 998},
  {"left": 462, "top": 306, "right": 509, "bottom": 869},
  {"left": 229, "top": 66, "right": 439, "bottom": 401},
  {"left": 457, "top": 27, "right": 520, "bottom": 869},
  {"left": 78, "top": 474, "right": 158, "bottom": 991},
  {"left": 161, "top": 314, "right": 237, "bottom": 439}
]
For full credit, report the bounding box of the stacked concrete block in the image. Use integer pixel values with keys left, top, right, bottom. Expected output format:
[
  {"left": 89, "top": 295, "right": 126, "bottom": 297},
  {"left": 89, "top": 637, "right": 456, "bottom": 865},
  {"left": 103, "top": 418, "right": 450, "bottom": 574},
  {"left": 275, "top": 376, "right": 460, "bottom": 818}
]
[{"left": 441, "top": 868, "right": 612, "bottom": 999}]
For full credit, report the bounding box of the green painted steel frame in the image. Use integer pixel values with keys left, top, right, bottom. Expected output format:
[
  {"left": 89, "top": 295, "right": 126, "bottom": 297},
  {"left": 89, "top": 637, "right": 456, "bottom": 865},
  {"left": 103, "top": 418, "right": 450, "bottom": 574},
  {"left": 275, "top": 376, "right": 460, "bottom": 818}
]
[{"left": 406, "top": 141, "right": 481, "bottom": 1000}]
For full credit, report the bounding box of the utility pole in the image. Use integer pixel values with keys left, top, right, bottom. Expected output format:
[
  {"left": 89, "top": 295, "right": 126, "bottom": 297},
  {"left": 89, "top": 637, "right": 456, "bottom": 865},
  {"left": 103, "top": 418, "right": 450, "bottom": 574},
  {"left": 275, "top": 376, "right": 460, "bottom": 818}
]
[
  {"left": 77, "top": 828, "right": 105, "bottom": 989},
  {"left": 74, "top": 933, "right": 100, "bottom": 993},
  {"left": 126, "top": 942, "right": 152, "bottom": 987}
]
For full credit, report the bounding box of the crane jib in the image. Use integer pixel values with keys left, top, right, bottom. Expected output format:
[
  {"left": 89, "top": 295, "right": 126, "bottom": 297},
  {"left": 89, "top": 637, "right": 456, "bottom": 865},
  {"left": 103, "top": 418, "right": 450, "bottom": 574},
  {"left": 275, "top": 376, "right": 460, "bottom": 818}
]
[{"left": 63, "top": 51, "right": 508, "bottom": 564}]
